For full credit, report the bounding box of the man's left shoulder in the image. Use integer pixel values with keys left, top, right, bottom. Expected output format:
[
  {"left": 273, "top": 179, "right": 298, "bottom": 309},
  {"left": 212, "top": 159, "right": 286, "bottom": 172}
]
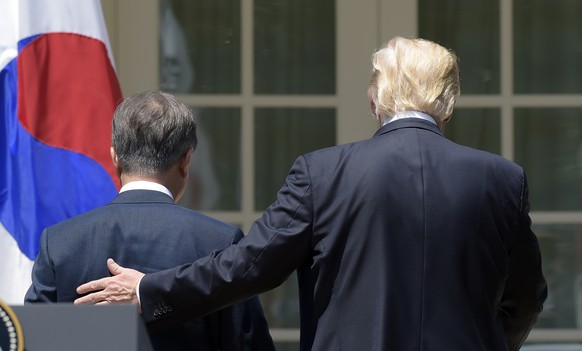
[{"left": 453, "top": 142, "right": 524, "bottom": 177}]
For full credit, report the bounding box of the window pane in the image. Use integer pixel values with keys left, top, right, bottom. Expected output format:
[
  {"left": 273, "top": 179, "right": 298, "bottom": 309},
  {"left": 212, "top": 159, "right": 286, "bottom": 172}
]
[
  {"left": 254, "top": 108, "right": 336, "bottom": 210},
  {"left": 418, "top": 0, "right": 499, "bottom": 94},
  {"left": 254, "top": 0, "right": 335, "bottom": 94},
  {"left": 260, "top": 274, "right": 300, "bottom": 328},
  {"left": 445, "top": 108, "right": 500, "bottom": 154},
  {"left": 514, "top": 0, "right": 582, "bottom": 94},
  {"left": 514, "top": 109, "right": 582, "bottom": 211},
  {"left": 160, "top": 0, "right": 241, "bottom": 94},
  {"left": 179, "top": 108, "right": 241, "bottom": 211},
  {"left": 272, "top": 342, "right": 300, "bottom": 351},
  {"left": 535, "top": 224, "right": 582, "bottom": 329}
]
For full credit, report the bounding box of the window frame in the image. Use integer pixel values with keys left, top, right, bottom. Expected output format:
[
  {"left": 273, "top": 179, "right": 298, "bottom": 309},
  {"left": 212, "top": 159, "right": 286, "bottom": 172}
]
[{"left": 102, "top": 0, "right": 582, "bottom": 345}]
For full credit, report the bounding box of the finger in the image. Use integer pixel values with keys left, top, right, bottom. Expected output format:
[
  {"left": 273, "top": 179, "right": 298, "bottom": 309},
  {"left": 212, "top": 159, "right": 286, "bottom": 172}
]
[
  {"left": 76, "top": 276, "right": 110, "bottom": 294},
  {"left": 107, "top": 258, "right": 124, "bottom": 276},
  {"left": 74, "top": 292, "right": 104, "bottom": 305}
]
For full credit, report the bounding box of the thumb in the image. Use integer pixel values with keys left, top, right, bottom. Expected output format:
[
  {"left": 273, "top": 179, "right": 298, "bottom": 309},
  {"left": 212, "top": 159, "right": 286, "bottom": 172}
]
[{"left": 107, "top": 258, "right": 124, "bottom": 276}]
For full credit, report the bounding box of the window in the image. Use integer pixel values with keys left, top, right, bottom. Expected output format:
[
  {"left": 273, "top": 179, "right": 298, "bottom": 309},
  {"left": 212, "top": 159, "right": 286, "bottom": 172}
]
[
  {"left": 419, "top": 0, "right": 582, "bottom": 345},
  {"left": 103, "top": 0, "right": 581, "bottom": 347},
  {"left": 160, "top": 2, "right": 337, "bottom": 347}
]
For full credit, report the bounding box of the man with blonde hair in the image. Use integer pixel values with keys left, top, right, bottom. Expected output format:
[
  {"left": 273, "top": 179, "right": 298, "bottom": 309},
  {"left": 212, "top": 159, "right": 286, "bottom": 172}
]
[
  {"left": 76, "top": 37, "right": 547, "bottom": 351},
  {"left": 368, "top": 37, "right": 459, "bottom": 129}
]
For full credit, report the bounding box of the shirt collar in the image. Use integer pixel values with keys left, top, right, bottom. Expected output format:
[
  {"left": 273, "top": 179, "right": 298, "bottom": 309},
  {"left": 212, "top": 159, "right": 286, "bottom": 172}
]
[
  {"left": 119, "top": 180, "right": 174, "bottom": 200},
  {"left": 382, "top": 111, "right": 437, "bottom": 127}
]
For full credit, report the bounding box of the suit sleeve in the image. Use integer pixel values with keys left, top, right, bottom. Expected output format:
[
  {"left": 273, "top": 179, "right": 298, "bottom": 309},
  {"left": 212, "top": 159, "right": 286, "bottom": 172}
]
[
  {"left": 499, "top": 171, "right": 548, "bottom": 350},
  {"left": 24, "top": 228, "right": 57, "bottom": 303},
  {"left": 140, "top": 155, "right": 314, "bottom": 330}
]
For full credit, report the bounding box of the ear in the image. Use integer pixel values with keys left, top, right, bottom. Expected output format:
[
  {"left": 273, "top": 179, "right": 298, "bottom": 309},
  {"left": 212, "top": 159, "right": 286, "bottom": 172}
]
[
  {"left": 179, "top": 148, "right": 193, "bottom": 179},
  {"left": 369, "top": 98, "right": 377, "bottom": 116},
  {"left": 110, "top": 147, "right": 122, "bottom": 179},
  {"left": 439, "top": 115, "right": 452, "bottom": 132}
]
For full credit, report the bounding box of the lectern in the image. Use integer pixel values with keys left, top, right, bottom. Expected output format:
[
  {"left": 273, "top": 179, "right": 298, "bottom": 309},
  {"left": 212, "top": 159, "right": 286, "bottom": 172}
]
[{"left": 10, "top": 304, "right": 153, "bottom": 351}]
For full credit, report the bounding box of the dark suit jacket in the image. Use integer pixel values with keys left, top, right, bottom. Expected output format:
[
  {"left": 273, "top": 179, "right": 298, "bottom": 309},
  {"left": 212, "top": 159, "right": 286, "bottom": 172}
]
[
  {"left": 25, "top": 189, "right": 274, "bottom": 351},
  {"left": 139, "top": 119, "right": 547, "bottom": 350}
]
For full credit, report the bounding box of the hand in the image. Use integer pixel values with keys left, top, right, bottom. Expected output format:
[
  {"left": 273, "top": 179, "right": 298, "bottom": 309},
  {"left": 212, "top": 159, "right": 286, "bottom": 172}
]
[{"left": 74, "top": 258, "right": 144, "bottom": 309}]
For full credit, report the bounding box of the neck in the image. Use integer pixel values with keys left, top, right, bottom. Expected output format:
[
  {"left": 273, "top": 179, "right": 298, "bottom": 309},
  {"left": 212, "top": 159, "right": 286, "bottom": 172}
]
[
  {"left": 382, "top": 111, "right": 437, "bottom": 126},
  {"left": 119, "top": 163, "right": 186, "bottom": 202},
  {"left": 121, "top": 173, "right": 163, "bottom": 186},
  {"left": 120, "top": 173, "right": 178, "bottom": 199}
]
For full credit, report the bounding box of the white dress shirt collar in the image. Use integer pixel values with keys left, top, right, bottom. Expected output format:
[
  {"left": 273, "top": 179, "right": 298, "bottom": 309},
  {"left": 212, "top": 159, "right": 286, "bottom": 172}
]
[
  {"left": 119, "top": 180, "right": 174, "bottom": 200},
  {"left": 382, "top": 111, "right": 437, "bottom": 127}
]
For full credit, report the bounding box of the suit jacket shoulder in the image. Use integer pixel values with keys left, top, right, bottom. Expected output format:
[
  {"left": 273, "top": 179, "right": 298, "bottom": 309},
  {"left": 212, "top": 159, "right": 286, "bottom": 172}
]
[{"left": 25, "top": 190, "right": 273, "bottom": 351}]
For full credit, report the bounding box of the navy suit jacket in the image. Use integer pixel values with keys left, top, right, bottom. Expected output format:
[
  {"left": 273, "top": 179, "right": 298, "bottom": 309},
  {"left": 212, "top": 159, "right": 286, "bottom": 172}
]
[
  {"left": 139, "top": 119, "right": 547, "bottom": 350},
  {"left": 25, "top": 189, "right": 274, "bottom": 351}
]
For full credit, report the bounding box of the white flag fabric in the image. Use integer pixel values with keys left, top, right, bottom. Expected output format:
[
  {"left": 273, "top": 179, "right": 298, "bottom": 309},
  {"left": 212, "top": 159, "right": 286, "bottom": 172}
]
[{"left": 0, "top": 0, "right": 122, "bottom": 304}]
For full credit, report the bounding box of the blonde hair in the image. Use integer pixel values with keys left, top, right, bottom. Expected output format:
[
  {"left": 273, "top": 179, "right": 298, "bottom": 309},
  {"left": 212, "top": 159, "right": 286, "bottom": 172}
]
[{"left": 368, "top": 37, "right": 460, "bottom": 127}]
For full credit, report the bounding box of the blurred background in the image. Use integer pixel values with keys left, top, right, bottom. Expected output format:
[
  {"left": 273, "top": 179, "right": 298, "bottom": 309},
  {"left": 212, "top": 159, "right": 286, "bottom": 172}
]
[{"left": 101, "top": 0, "right": 582, "bottom": 349}]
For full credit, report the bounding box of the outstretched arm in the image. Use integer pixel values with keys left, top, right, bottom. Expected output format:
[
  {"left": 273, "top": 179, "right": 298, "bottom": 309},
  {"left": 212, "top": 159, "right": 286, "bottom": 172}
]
[
  {"left": 76, "top": 155, "right": 313, "bottom": 331},
  {"left": 137, "top": 155, "right": 313, "bottom": 329}
]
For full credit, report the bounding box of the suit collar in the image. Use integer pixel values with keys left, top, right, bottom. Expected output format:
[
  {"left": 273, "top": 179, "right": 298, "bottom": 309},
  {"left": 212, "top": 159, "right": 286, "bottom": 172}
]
[
  {"left": 373, "top": 118, "right": 443, "bottom": 138},
  {"left": 120, "top": 180, "right": 173, "bottom": 200},
  {"left": 110, "top": 189, "right": 175, "bottom": 205}
]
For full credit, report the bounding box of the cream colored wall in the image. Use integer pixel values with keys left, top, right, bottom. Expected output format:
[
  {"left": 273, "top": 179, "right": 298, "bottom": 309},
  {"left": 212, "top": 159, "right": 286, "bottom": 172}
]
[
  {"left": 336, "top": 0, "right": 419, "bottom": 143},
  {"left": 100, "top": 0, "right": 418, "bottom": 144},
  {"left": 336, "top": 0, "right": 379, "bottom": 143},
  {"left": 101, "top": 0, "right": 158, "bottom": 96}
]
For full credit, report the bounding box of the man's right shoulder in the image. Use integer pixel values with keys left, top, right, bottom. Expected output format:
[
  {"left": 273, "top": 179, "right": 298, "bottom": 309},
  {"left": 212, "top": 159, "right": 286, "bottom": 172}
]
[{"left": 172, "top": 205, "right": 244, "bottom": 243}]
